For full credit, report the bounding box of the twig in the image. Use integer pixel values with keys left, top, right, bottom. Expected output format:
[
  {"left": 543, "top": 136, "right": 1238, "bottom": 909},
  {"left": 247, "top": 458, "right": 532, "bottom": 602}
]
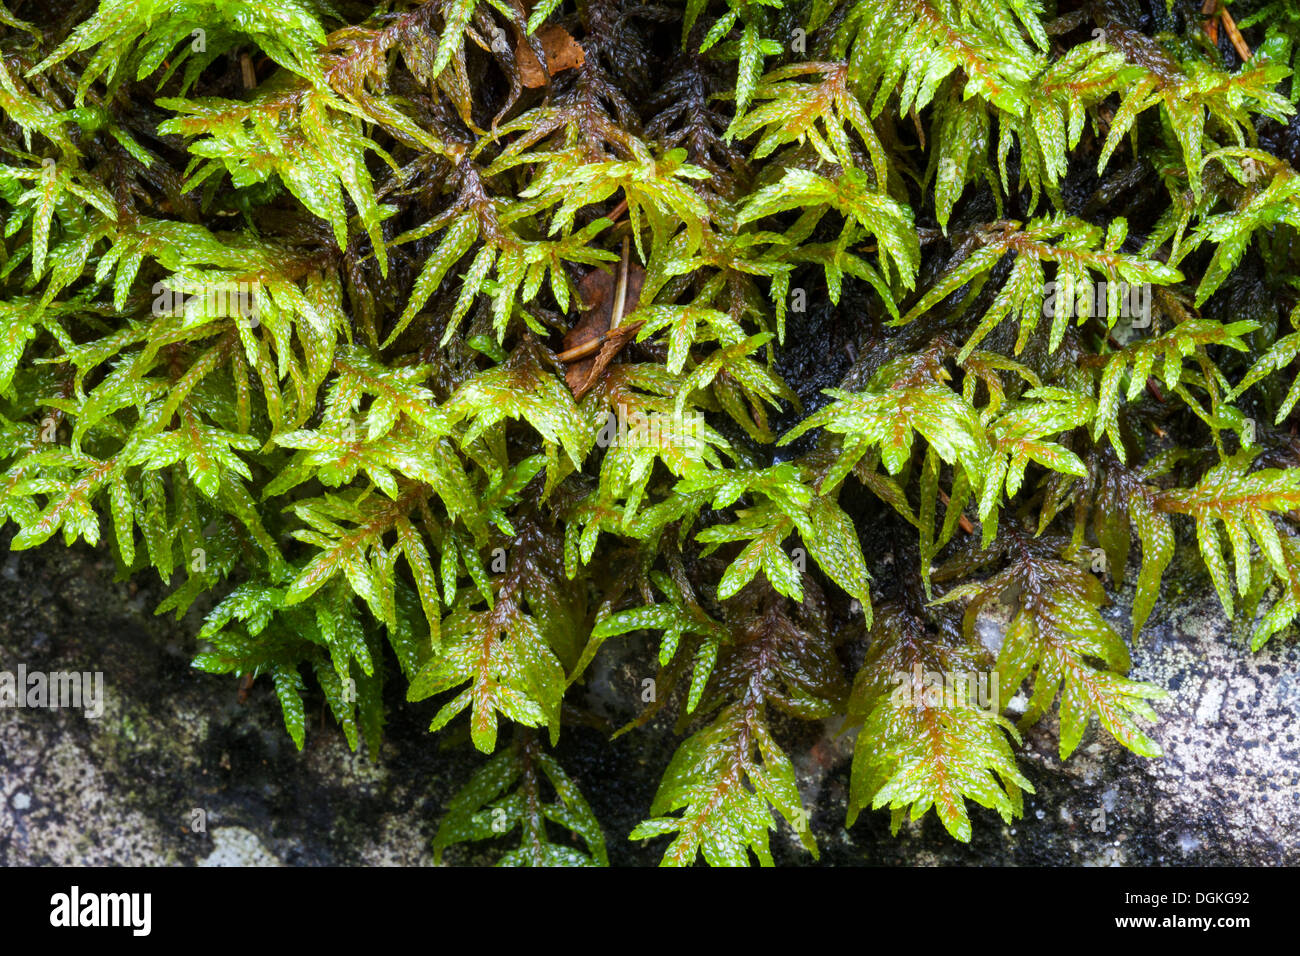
[
  {"left": 1202, "top": 0, "right": 1219, "bottom": 45},
  {"left": 610, "top": 235, "right": 631, "bottom": 331},
  {"left": 556, "top": 239, "right": 632, "bottom": 362},
  {"left": 1220, "top": 6, "right": 1252, "bottom": 62},
  {"left": 556, "top": 337, "right": 603, "bottom": 363}
]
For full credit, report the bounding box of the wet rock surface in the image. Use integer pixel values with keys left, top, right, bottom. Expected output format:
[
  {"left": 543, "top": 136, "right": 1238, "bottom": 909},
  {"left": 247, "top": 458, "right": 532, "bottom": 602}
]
[{"left": 1, "top": 536, "right": 1297, "bottom": 866}]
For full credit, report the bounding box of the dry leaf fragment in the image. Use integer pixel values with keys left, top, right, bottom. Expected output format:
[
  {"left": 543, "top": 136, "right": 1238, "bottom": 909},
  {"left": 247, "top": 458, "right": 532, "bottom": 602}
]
[
  {"left": 517, "top": 26, "right": 585, "bottom": 88},
  {"left": 560, "top": 262, "right": 645, "bottom": 399}
]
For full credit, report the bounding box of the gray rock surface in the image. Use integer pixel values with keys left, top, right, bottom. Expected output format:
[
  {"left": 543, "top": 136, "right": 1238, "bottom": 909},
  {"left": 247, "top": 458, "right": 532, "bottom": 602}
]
[{"left": 1, "top": 536, "right": 1297, "bottom": 865}]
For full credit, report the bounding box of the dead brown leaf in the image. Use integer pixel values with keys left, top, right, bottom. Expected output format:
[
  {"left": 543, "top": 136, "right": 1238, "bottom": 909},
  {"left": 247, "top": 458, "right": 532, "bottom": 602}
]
[
  {"left": 561, "top": 263, "right": 645, "bottom": 399},
  {"left": 517, "top": 26, "right": 585, "bottom": 89}
]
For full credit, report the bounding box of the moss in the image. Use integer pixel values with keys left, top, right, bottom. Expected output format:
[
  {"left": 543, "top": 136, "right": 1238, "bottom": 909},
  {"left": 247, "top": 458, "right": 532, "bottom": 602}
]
[{"left": 2, "top": 0, "right": 1300, "bottom": 864}]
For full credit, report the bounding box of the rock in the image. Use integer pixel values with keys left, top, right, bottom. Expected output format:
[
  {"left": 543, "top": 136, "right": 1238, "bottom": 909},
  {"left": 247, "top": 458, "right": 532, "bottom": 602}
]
[
  {"left": 0, "top": 537, "right": 448, "bottom": 866},
  {"left": 1, "top": 534, "right": 1297, "bottom": 865},
  {"left": 199, "top": 827, "right": 281, "bottom": 867},
  {"left": 775, "top": 546, "right": 1300, "bottom": 865}
]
